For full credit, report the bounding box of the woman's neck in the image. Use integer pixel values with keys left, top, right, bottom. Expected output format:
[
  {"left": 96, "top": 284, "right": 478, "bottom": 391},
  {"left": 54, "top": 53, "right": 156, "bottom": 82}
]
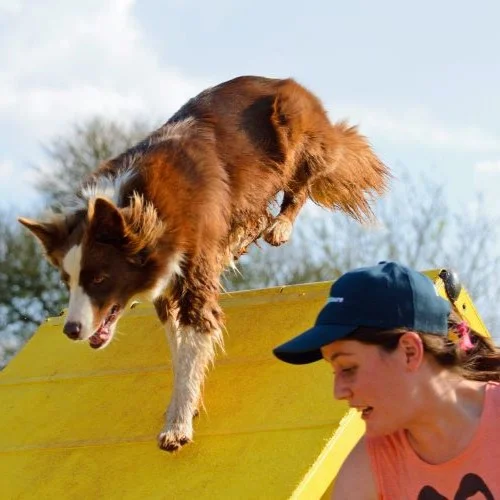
[{"left": 405, "top": 375, "right": 487, "bottom": 464}]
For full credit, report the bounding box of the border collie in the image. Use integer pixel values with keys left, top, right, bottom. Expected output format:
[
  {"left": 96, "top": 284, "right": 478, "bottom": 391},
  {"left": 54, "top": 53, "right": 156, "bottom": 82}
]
[{"left": 19, "top": 76, "right": 389, "bottom": 451}]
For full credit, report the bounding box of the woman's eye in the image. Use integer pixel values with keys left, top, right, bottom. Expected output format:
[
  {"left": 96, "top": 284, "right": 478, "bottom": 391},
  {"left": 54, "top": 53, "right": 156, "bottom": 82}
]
[
  {"left": 341, "top": 367, "right": 356, "bottom": 375},
  {"left": 333, "top": 367, "right": 357, "bottom": 376}
]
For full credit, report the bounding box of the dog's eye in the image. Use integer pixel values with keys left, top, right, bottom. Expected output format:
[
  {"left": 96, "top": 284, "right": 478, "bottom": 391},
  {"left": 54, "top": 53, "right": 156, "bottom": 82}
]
[{"left": 92, "top": 275, "right": 107, "bottom": 285}]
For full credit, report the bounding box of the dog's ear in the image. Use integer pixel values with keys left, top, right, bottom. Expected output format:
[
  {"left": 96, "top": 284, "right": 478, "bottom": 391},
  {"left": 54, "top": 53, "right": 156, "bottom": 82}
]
[
  {"left": 120, "top": 194, "right": 164, "bottom": 263},
  {"left": 18, "top": 216, "right": 67, "bottom": 255},
  {"left": 88, "top": 197, "right": 127, "bottom": 246}
]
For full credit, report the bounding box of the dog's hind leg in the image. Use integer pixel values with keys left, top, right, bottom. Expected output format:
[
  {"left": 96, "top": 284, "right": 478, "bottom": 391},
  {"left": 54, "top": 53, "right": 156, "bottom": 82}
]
[
  {"left": 264, "top": 80, "right": 389, "bottom": 246},
  {"left": 261, "top": 86, "right": 316, "bottom": 247},
  {"left": 229, "top": 212, "right": 271, "bottom": 260},
  {"left": 263, "top": 188, "right": 308, "bottom": 246}
]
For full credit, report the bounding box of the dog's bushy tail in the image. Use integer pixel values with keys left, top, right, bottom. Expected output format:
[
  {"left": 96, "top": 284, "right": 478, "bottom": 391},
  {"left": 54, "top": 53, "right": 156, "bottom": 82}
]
[
  {"left": 271, "top": 79, "right": 390, "bottom": 222},
  {"left": 307, "top": 121, "right": 390, "bottom": 221}
]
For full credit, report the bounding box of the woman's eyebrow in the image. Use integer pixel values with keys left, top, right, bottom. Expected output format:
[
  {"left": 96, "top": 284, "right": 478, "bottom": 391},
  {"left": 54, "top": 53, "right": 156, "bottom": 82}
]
[{"left": 328, "top": 352, "right": 354, "bottom": 362}]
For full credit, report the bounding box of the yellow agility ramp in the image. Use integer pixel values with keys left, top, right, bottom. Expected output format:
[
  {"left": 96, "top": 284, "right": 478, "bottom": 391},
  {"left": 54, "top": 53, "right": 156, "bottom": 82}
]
[{"left": 0, "top": 271, "right": 490, "bottom": 499}]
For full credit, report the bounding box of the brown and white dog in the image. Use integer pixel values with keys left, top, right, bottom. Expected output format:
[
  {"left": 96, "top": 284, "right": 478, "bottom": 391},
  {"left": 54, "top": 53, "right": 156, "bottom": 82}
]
[{"left": 19, "top": 76, "right": 389, "bottom": 451}]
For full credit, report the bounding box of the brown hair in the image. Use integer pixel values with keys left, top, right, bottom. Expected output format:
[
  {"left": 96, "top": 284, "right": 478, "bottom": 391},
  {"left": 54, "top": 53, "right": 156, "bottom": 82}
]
[{"left": 347, "top": 310, "right": 500, "bottom": 382}]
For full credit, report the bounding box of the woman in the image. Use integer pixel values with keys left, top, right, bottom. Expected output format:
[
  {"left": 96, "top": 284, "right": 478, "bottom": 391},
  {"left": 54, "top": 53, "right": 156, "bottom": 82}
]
[{"left": 273, "top": 261, "right": 500, "bottom": 499}]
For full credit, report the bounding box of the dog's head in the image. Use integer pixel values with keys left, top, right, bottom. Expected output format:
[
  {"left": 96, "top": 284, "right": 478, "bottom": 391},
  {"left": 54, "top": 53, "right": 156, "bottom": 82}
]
[{"left": 19, "top": 195, "right": 172, "bottom": 349}]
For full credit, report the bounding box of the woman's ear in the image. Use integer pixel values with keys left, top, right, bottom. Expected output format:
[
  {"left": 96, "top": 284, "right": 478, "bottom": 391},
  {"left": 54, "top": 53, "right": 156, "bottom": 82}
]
[{"left": 398, "top": 331, "right": 424, "bottom": 371}]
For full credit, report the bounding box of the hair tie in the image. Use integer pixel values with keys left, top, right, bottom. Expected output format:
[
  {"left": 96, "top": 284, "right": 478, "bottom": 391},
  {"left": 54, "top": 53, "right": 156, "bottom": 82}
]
[{"left": 456, "top": 321, "right": 474, "bottom": 352}]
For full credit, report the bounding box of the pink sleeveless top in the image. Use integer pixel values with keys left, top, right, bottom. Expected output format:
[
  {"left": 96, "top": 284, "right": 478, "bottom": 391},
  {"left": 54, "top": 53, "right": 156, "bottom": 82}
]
[{"left": 366, "top": 382, "right": 500, "bottom": 499}]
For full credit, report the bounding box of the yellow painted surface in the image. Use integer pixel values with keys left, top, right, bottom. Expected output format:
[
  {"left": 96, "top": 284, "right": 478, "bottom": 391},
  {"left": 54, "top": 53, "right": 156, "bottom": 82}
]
[
  {"left": 428, "top": 269, "right": 491, "bottom": 337},
  {"left": 0, "top": 270, "right": 489, "bottom": 499}
]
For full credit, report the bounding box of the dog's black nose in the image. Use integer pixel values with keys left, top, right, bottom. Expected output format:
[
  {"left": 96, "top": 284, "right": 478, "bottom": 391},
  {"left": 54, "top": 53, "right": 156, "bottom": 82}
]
[{"left": 63, "top": 321, "right": 82, "bottom": 340}]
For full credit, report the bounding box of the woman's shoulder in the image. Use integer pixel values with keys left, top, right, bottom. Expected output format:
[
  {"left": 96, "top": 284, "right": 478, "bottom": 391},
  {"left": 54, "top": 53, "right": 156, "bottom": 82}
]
[
  {"left": 487, "top": 380, "right": 500, "bottom": 391},
  {"left": 332, "top": 436, "right": 378, "bottom": 500},
  {"left": 486, "top": 381, "right": 500, "bottom": 412}
]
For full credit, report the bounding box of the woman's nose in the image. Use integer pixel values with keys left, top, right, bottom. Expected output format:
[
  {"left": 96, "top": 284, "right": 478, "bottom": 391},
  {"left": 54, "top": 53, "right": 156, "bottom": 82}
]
[{"left": 334, "top": 376, "right": 352, "bottom": 401}]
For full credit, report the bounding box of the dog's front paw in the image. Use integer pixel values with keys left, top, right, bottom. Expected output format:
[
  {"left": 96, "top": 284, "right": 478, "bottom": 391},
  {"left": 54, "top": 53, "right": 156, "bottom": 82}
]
[
  {"left": 263, "top": 215, "right": 293, "bottom": 246},
  {"left": 157, "top": 422, "right": 193, "bottom": 452}
]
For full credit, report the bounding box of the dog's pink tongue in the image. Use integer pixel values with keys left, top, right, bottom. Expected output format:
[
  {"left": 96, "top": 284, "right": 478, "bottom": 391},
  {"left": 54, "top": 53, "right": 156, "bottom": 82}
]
[{"left": 89, "top": 325, "right": 110, "bottom": 348}]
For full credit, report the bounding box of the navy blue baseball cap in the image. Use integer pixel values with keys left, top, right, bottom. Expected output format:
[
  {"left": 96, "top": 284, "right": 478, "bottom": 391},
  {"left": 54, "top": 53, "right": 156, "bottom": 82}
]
[{"left": 273, "top": 261, "right": 451, "bottom": 364}]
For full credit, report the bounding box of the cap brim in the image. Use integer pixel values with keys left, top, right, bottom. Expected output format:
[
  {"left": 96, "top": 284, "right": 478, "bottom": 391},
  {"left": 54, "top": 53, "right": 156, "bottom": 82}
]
[{"left": 273, "top": 323, "right": 356, "bottom": 365}]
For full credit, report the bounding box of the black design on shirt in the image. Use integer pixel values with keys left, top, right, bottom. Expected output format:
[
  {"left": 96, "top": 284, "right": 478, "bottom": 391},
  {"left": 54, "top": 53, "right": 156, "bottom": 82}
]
[{"left": 417, "top": 473, "right": 494, "bottom": 500}]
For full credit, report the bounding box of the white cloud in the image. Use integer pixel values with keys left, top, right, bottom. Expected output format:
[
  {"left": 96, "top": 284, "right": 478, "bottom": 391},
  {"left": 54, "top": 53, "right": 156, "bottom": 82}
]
[
  {"left": 0, "top": 0, "right": 212, "bottom": 215},
  {"left": 471, "top": 159, "right": 500, "bottom": 219},
  {"left": 0, "top": 158, "right": 44, "bottom": 213},
  {"left": 0, "top": 0, "right": 22, "bottom": 15},
  {"left": 330, "top": 105, "right": 500, "bottom": 153},
  {"left": 473, "top": 160, "right": 500, "bottom": 173},
  {"left": 0, "top": 0, "right": 208, "bottom": 141},
  {"left": 0, "top": 160, "right": 14, "bottom": 180}
]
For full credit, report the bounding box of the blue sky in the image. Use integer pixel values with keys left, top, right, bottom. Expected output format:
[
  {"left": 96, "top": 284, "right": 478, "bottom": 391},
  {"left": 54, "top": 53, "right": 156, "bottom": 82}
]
[{"left": 1, "top": 0, "right": 500, "bottom": 220}]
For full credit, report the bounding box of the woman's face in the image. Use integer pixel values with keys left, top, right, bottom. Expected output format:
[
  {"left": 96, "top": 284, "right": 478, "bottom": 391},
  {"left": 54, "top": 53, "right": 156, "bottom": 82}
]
[{"left": 321, "top": 338, "right": 418, "bottom": 436}]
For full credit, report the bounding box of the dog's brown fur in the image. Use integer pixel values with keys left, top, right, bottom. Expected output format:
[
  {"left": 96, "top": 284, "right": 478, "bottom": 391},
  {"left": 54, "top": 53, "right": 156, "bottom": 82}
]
[{"left": 19, "top": 76, "right": 389, "bottom": 451}]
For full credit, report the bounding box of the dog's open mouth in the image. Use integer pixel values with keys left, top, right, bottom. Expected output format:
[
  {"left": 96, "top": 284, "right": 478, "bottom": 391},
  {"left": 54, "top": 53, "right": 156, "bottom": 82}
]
[{"left": 89, "top": 305, "right": 121, "bottom": 349}]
